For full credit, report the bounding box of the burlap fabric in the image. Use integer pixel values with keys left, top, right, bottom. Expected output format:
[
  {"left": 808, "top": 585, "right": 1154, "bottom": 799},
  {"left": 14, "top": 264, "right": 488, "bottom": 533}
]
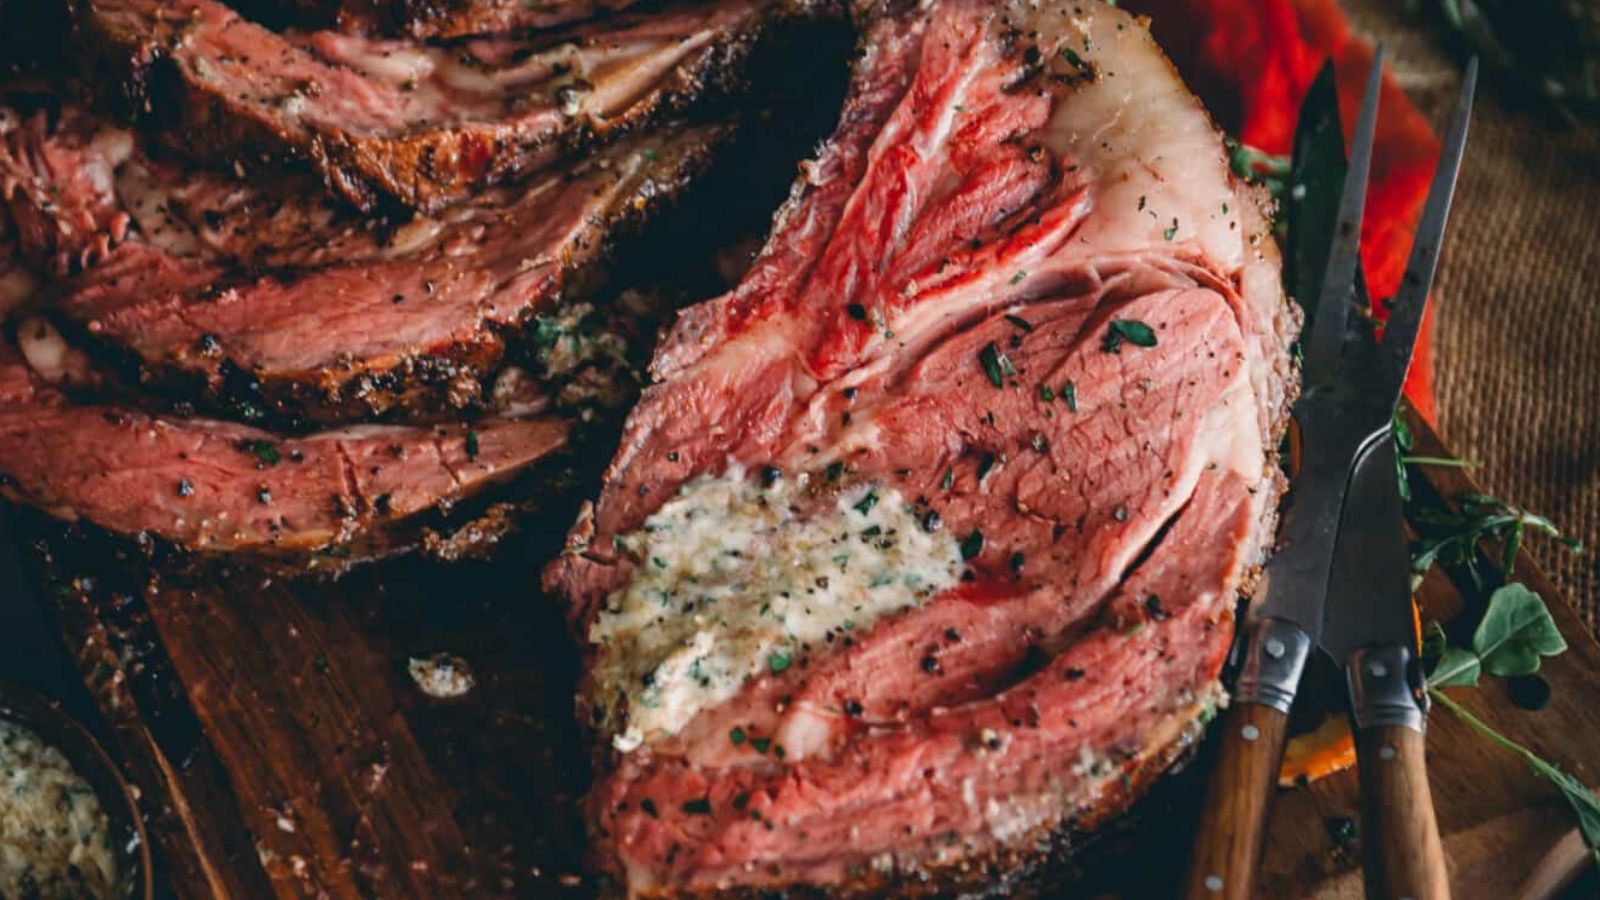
[{"left": 1347, "top": 1, "right": 1600, "bottom": 631}]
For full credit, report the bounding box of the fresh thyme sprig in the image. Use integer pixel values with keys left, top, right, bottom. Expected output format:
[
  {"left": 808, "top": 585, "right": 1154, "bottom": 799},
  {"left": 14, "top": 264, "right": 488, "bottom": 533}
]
[
  {"left": 1393, "top": 411, "right": 1483, "bottom": 502},
  {"left": 1397, "top": 412, "right": 1584, "bottom": 589},
  {"left": 1408, "top": 486, "right": 1584, "bottom": 591}
]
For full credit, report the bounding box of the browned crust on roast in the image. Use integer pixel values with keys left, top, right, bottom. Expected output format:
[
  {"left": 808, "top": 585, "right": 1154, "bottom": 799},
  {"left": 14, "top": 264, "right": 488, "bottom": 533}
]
[
  {"left": 70, "top": 0, "right": 825, "bottom": 212},
  {"left": 53, "top": 127, "right": 728, "bottom": 430},
  {"left": 589, "top": 688, "right": 1222, "bottom": 899}
]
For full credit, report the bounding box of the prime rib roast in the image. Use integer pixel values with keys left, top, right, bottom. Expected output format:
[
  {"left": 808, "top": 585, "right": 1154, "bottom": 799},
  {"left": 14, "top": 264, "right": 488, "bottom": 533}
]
[
  {"left": 72, "top": 0, "right": 796, "bottom": 211},
  {"left": 0, "top": 103, "right": 727, "bottom": 426},
  {"left": 0, "top": 0, "right": 1299, "bottom": 893},
  {"left": 0, "top": 334, "right": 571, "bottom": 558},
  {"left": 239, "top": 0, "right": 645, "bottom": 39},
  {"left": 544, "top": 0, "right": 1295, "bottom": 893}
]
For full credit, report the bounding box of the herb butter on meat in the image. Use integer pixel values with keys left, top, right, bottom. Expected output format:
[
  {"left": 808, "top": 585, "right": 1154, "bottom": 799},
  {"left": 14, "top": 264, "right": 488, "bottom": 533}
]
[{"left": 590, "top": 468, "right": 963, "bottom": 752}]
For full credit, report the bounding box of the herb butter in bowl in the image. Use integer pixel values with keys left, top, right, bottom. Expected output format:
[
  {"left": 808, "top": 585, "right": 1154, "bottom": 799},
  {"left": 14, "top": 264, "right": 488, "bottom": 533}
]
[{"left": 0, "top": 685, "right": 151, "bottom": 900}]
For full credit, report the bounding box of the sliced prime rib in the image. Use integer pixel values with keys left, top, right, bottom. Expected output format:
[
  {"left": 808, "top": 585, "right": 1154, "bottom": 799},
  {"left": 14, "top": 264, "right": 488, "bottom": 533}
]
[
  {"left": 0, "top": 101, "right": 727, "bottom": 426},
  {"left": 71, "top": 0, "right": 798, "bottom": 211},
  {"left": 544, "top": 0, "right": 1297, "bottom": 893},
  {"left": 241, "top": 0, "right": 641, "bottom": 39},
  {"left": 0, "top": 331, "right": 570, "bottom": 561}
]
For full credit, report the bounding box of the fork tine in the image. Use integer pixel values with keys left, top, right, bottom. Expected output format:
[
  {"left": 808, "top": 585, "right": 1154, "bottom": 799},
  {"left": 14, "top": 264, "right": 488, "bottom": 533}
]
[
  {"left": 1377, "top": 56, "right": 1478, "bottom": 412},
  {"left": 1302, "top": 44, "right": 1386, "bottom": 387}
]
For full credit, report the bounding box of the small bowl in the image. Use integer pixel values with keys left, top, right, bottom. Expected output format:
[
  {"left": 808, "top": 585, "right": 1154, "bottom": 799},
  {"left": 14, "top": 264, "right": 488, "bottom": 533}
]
[{"left": 0, "top": 682, "right": 154, "bottom": 900}]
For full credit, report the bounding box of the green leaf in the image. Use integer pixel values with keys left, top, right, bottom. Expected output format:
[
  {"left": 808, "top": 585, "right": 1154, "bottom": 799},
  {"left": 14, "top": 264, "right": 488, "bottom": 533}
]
[
  {"left": 959, "top": 530, "right": 984, "bottom": 561},
  {"left": 1472, "top": 583, "right": 1568, "bottom": 677},
  {"left": 1103, "top": 319, "right": 1157, "bottom": 354},
  {"left": 1427, "top": 646, "right": 1482, "bottom": 687},
  {"left": 1060, "top": 380, "right": 1078, "bottom": 412},
  {"left": 978, "top": 342, "right": 1007, "bottom": 387},
  {"left": 1543, "top": 766, "right": 1600, "bottom": 865}
]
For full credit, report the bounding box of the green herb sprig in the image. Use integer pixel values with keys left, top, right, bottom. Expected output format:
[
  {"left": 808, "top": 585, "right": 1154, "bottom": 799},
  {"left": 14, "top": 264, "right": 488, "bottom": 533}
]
[
  {"left": 1407, "top": 483, "right": 1584, "bottom": 590},
  {"left": 1226, "top": 140, "right": 1291, "bottom": 199},
  {"left": 1425, "top": 583, "right": 1567, "bottom": 687},
  {"left": 1424, "top": 585, "right": 1599, "bottom": 865}
]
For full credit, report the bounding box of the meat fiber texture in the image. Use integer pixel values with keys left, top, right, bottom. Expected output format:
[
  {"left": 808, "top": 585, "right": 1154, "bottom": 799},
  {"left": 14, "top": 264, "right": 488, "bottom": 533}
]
[
  {"left": 241, "top": 0, "right": 644, "bottom": 39},
  {"left": 71, "top": 0, "right": 797, "bottom": 211},
  {"left": 0, "top": 98, "right": 712, "bottom": 562},
  {"left": 0, "top": 197, "right": 572, "bottom": 563},
  {"left": 0, "top": 103, "right": 726, "bottom": 426},
  {"left": 0, "top": 336, "right": 570, "bottom": 559},
  {"left": 544, "top": 0, "right": 1298, "bottom": 894}
]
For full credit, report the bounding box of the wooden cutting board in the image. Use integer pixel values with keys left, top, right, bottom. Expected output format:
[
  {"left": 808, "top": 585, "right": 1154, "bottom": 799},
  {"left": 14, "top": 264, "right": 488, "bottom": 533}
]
[{"left": 17, "top": 407, "right": 1600, "bottom": 899}]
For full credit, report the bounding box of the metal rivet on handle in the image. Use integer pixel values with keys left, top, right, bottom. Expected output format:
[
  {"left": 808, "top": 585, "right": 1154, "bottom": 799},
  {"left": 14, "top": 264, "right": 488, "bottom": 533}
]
[
  {"left": 1241, "top": 724, "right": 1260, "bottom": 742},
  {"left": 1379, "top": 745, "right": 1397, "bottom": 761},
  {"left": 1265, "top": 637, "right": 1286, "bottom": 658},
  {"left": 1205, "top": 875, "right": 1224, "bottom": 893},
  {"left": 1368, "top": 660, "right": 1389, "bottom": 678}
]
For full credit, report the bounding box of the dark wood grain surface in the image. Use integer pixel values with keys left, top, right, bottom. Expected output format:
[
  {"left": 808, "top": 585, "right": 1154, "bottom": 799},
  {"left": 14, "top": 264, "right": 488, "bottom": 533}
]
[{"left": 13, "top": 412, "right": 1600, "bottom": 899}]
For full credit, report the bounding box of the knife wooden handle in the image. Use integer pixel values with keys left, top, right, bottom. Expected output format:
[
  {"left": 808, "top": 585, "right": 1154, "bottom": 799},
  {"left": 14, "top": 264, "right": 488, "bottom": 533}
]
[
  {"left": 1183, "top": 701, "right": 1290, "bottom": 900},
  {"left": 1355, "top": 724, "right": 1451, "bottom": 899}
]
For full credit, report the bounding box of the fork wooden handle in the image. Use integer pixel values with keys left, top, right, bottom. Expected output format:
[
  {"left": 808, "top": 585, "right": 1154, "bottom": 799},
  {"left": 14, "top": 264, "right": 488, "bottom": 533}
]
[
  {"left": 1183, "top": 701, "right": 1290, "bottom": 900},
  {"left": 1356, "top": 723, "right": 1452, "bottom": 899}
]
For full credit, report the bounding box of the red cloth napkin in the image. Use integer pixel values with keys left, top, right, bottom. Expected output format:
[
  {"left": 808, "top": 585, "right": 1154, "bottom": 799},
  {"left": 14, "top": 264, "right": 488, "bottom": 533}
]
[{"left": 1127, "top": 0, "right": 1443, "bottom": 421}]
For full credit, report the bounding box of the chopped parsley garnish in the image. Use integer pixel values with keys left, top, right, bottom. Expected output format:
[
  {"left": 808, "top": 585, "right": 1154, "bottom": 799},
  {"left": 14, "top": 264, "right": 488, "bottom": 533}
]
[
  {"left": 1163, "top": 218, "right": 1179, "bottom": 240},
  {"left": 1061, "top": 380, "right": 1078, "bottom": 411},
  {"left": 465, "top": 430, "right": 481, "bottom": 461},
  {"left": 750, "top": 737, "right": 772, "bottom": 754},
  {"left": 768, "top": 651, "right": 793, "bottom": 675},
  {"left": 1005, "top": 313, "right": 1034, "bottom": 332},
  {"left": 1010, "top": 271, "right": 1027, "bottom": 286},
  {"left": 976, "top": 453, "right": 997, "bottom": 482},
  {"left": 959, "top": 530, "right": 984, "bottom": 561},
  {"left": 1103, "top": 319, "right": 1158, "bottom": 354},
  {"left": 846, "top": 303, "right": 868, "bottom": 321},
  {"left": 940, "top": 467, "right": 955, "bottom": 491},
  {"left": 978, "top": 341, "right": 1012, "bottom": 387},
  {"left": 853, "top": 490, "right": 879, "bottom": 515},
  {"left": 681, "top": 797, "right": 712, "bottom": 815},
  {"left": 242, "top": 439, "right": 281, "bottom": 466},
  {"left": 1037, "top": 383, "right": 1055, "bottom": 402},
  {"left": 729, "top": 726, "right": 747, "bottom": 746}
]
